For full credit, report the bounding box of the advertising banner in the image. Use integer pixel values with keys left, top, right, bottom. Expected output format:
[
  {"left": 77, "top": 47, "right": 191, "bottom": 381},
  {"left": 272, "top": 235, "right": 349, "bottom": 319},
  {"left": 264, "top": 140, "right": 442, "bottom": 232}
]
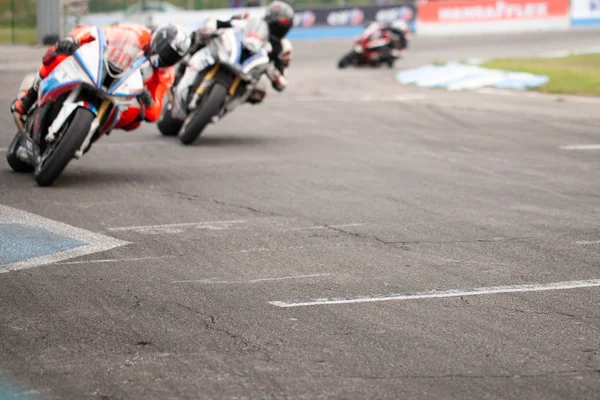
[
  {"left": 417, "top": 0, "right": 570, "bottom": 35},
  {"left": 293, "top": 4, "right": 418, "bottom": 32},
  {"left": 571, "top": 0, "right": 600, "bottom": 26}
]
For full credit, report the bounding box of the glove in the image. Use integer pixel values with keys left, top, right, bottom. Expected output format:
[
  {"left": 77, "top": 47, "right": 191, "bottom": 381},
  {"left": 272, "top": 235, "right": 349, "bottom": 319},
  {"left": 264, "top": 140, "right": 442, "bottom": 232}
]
[
  {"left": 266, "top": 65, "right": 288, "bottom": 92},
  {"left": 139, "top": 88, "right": 153, "bottom": 109},
  {"left": 136, "top": 88, "right": 153, "bottom": 122},
  {"left": 55, "top": 37, "right": 79, "bottom": 54}
]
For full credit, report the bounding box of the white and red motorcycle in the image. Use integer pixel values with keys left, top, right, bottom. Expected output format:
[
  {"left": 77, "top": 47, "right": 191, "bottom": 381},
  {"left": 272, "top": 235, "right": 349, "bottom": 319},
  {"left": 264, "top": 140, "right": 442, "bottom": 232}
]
[
  {"left": 7, "top": 27, "right": 149, "bottom": 186},
  {"left": 157, "top": 19, "right": 273, "bottom": 145}
]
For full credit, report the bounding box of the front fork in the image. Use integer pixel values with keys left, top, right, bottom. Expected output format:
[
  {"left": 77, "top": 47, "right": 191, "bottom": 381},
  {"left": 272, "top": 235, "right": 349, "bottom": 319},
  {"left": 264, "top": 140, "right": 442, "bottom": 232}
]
[{"left": 188, "top": 61, "right": 241, "bottom": 113}]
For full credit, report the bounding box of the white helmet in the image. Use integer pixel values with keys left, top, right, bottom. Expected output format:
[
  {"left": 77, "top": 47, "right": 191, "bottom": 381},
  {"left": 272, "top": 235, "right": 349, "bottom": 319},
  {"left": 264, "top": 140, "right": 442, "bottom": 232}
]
[{"left": 390, "top": 20, "right": 409, "bottom": 34}]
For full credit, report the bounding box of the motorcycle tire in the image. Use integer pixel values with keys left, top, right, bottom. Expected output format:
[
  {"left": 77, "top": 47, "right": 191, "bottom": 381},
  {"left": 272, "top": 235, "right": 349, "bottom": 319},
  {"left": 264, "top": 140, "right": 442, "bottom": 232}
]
[
  {"left": 157, "top": 101, "right": 183, "bottom": 137},
  {"left": 338, "top": 51, "right": 359, "bottom": 69},
  {"left": 179, "top": 83, "right": 227, "bottom": 146},
  {"left": 34, "top": 107, "right": 95, "bottom": 187},
  {"left": 6, "top": 132, "right": 34, "bottom": 173}
]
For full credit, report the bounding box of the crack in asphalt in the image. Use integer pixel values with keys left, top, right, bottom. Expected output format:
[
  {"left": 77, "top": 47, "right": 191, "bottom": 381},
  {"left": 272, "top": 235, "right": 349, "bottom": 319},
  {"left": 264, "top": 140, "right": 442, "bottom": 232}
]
[
  {"left": 167, "top": 189, "right": 600, "bottom": 248},
  {"left": 173, "top": 302, "right": 262, "bottom": 354},
  {"left": 497, "top": 306, "right": 599, "bottom": 321},
  {"left": 168, "top": 190, "right": 288, "bottom": 218}
]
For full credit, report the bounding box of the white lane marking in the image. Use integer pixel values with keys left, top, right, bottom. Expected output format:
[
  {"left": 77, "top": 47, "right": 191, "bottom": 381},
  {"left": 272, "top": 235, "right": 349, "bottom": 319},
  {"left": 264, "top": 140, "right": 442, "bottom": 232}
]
[
  {"left": 105, "top": 220, "right": 249, "bottom": 234},
  {"left": 0, "top": 147, "right": 6, "bottom": 153},
  {"left": 560, "top": 144, "right": 600, "bottom": 150},
  {"left": 286, "top": 94, "right": 426, "bottom": 103},
  {"left": 54, "top": 256, "right": 174, "bottom": 265},
  {"left": 172, "top": 273, "right": 331, "bottom": 284},
  {"left": 281, "top": 223, "right": 364, "bottom": 231},
  {"left": 575, "top": 240, "right": 600, "bottom": 245},
  {"left": 475, "top": 88, "right": 600, "bottom": 103},
  {"left": 229, "top": 242, "right": 375, "bottom": 254},
  {"left": 0, "top": 204, "right": 129, "bottom": 273},
  {"left": 269, "top": 279, "right": 600, "bottom": 308}
]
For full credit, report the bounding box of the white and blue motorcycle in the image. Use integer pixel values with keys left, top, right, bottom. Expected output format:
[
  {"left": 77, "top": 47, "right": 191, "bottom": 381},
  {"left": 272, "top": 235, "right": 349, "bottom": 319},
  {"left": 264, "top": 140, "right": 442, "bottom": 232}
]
[
  {"left": 157, "top": 19, "right": 272, "bottom": 145},
  {"left": 7, "top": 27, "right": 149, "bottom": 186}
]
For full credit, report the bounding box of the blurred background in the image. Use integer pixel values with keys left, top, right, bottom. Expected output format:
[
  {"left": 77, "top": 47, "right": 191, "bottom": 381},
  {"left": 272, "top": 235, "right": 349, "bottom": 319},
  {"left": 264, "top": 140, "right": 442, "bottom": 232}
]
[{"left": 0, "top": 0, "right": 414, "bottom": 45}]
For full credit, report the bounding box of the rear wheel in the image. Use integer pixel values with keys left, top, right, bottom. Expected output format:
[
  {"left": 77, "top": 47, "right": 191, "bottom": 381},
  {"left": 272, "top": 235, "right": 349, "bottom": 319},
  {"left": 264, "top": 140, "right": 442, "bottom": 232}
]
[
  {"left": 6, "top": 132, "right": 33, "bottom": 173},
  {"left": 157, "top": 100, "right": 183, "bottom": 137},
  {"left": 338, "top": 51, "right": 359, "bottom": 69},
  {"left": 34, "top": 108, "right": 95, "bottom": 187},
  {"left": 179, "top": 83, "right": 227, "bottom": 146}
]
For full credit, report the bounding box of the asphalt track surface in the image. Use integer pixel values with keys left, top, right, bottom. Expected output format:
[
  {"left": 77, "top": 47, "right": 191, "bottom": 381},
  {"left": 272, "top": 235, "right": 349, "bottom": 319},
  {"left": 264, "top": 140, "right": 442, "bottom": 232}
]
[{"left": 2, "top": 30, "right": 600, "bottom": 399}]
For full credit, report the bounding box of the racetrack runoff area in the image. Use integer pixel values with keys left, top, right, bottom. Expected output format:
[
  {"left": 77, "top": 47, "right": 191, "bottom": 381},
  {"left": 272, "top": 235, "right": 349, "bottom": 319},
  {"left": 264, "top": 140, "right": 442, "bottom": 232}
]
[{"left": 1, "top": 31, "right": 600, "bottom": 399}]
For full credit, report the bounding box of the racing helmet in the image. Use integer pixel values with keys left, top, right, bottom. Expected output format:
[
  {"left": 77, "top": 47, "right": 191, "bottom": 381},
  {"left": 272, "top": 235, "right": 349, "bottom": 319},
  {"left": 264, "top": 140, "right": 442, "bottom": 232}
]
[
  {"left": 390, "top": 19, "right": 409, "bottom": 35},
  {"left": 264, "top": 1, "right": 295, "bottom": 40},
  {"left": 148, "top": 24, "right": 191, "bottom": 68}
]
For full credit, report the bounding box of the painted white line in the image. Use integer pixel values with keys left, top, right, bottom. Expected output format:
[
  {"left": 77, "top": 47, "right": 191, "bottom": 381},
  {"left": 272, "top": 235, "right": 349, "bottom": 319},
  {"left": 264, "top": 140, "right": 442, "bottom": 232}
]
[
  {"left": 173, "top": 273, "right": 331, "bottom": 284},
  {"left": 0, "top": 204, "right": 129, "bottom": 273},
  {"left": 229, "top": 242, "right": 374, "bottom": 254},
  {"left": 269, "top": 279, "right": 600, "bottom": 308},
  {"left": 476, "top": 88, "right": 600, "bottom": 104},
  {"left": 560, "top": 144, "right": 600, "bottom": 150},
  {"left": 106, "top": 219, "right": 248, "bottom": 234},
  {"left": 281, "top": 223, "right": 363, "bottom": 231},
  {"left": 0, "top": 147, "right": 6, "bottom": 153},
  {"left": 575, "top": 240, "right": 600, "bottom": 245},
  {"left": 286, "top": 94, "right": 426, "bottom": 103},
  {"left": 54, "top": 256, "right": 174, "bottom": 265}
]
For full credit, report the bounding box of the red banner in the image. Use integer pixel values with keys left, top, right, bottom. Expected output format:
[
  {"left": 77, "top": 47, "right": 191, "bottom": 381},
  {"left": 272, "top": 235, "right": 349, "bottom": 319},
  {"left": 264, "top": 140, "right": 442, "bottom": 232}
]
[{"left": 418, "top": 0, "right": 569, "bottom": 23}]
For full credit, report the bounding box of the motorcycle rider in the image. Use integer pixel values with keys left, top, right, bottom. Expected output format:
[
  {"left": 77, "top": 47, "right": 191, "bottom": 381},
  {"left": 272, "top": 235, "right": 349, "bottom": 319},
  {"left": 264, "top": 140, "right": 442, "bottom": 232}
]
[
  {"left": 369, "top": 19, "right": 409, "bottom": 65},
  {"left": 11, "top": 22, "right": 191, "bottom": 132},
  {"left": 175, "top": 0, "right": 294, "bottom": 105}
]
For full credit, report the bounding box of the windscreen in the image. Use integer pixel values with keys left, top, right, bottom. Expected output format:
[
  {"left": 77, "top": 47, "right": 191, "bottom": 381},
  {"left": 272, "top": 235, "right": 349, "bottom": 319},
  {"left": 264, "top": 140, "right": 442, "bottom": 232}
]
[
  {"left": 242, "top": 17, "right": 270, "bottom": 43},
  {"left": 104, "top": 26, "right": 145, "bottom": 72}
]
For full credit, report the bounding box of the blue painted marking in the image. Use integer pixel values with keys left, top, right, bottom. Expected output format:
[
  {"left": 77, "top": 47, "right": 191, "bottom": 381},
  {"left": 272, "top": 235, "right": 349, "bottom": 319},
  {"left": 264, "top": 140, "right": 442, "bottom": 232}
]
[
  {"left": 396, "top": 63, "right": 549, "bottom": 91},
  {"left": 288, "top": 26, "right": 364, "bottom": 40},
  {"left": 571, "top": 18, "right": 600, "bottom": 27},
  {"left": 0, "top": 378, "right": 41, "bottom": 400},
  {"left": 288, "top": 23, "right": 415, "bottom": 41},
  {"left": 0, "top": 224, "right": 86, "bottom": 267}
]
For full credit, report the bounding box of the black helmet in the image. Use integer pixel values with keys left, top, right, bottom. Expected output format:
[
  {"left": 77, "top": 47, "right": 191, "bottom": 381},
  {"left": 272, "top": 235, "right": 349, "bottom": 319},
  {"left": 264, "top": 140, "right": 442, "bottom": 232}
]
[
  {"left": 148, "top": 24, "right": 191, "bottom": 68},
  {"left": 264, "top": 1, "right": 294, "bottom": 40}
]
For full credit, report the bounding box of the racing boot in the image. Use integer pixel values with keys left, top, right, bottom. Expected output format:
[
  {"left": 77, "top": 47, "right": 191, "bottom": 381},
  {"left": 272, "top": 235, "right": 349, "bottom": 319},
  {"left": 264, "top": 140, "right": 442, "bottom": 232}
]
[
  {"left": 11, "top": 87, "right": 38, "bottom": 117},
  {"left": 246, "top": 88, "right": 266, "bottom": 105}
]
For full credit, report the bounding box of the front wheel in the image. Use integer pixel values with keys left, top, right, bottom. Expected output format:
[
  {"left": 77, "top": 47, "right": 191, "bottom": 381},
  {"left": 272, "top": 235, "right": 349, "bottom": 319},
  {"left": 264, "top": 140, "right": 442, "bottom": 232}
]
[
  {"left": 34, "top": 108, "right": 95, "bottom": 187},
  {"left": 338, "top": 51, "right": 359, "bottom": 69},
  {"left": 179, "top": 83, "right": 227, "bottom": 146},
  {"left": 157, "top": 101, "right": 183, "bottom": 137},
  {"left": 6, "top": 132, "right": 34, "bottom": 173}
]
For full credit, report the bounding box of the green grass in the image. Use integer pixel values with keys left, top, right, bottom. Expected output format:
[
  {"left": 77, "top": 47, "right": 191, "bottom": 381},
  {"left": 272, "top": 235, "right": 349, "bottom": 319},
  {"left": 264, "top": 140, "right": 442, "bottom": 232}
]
[
  {"left": 0, "top": 26, "right": 37, "bottom": 45},
  {"left": 481, "top": 54, "right": 600, "bottom": 96}
]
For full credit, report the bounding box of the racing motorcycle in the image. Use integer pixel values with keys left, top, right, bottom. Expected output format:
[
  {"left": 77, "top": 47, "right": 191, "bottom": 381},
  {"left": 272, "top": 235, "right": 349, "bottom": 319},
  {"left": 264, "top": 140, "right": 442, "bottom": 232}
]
[
  {"left": 6, "top": 27, "right": 148, "bottom": 186},
  {"left": 157, "top": 19, "right": 272, "bottom": 145},
  {"left": 337, "top": 22, "right": 402, "bottom": 69}
]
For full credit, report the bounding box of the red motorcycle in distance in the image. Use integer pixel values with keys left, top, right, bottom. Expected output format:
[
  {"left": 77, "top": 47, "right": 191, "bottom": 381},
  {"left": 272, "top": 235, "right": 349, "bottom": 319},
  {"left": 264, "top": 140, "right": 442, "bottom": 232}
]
[{"left": 337, "top": 21, "right": 408, "bottom": 69}]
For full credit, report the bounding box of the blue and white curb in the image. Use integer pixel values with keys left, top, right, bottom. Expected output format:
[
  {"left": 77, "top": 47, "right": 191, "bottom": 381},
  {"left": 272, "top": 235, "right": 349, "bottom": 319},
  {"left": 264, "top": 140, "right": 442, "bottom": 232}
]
[
  {"left": 0, "top": 204, "right": 129, "bottom": 273},
  {"left": 397, "top": 62, "right": 549, "bottom": 91}
]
